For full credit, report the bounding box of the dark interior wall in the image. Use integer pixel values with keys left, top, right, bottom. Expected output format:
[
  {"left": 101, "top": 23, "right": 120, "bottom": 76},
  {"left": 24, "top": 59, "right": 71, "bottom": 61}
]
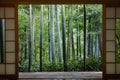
[{"left": 0, "top": 0, "right": 120, "bottom": 4}]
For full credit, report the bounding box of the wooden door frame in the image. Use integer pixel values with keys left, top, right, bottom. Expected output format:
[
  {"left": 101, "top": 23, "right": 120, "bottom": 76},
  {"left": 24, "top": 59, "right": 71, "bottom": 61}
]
[
  {"left": 0, "top": 1, "right": 120, "bottom": 79},
  {"left": 103, "top": 3, "right": 120, "bottom": 79},
  {"left": 17, "top": 3, "right": 105, "bottom": 79}
]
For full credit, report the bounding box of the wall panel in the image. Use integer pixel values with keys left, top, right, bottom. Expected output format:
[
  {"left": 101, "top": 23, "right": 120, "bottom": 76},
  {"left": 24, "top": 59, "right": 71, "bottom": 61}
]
[
  {"left": 0, "top": 4, "right": 18, "bottom": 80},
  {"left": 105, "top": 5, "right": 120, "bottom": 79}
]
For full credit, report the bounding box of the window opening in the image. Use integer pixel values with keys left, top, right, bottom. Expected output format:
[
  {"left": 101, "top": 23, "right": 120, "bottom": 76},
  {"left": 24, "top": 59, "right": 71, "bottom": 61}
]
[{"left": 18, "top": 4, "right": 102, "bottom": 72}]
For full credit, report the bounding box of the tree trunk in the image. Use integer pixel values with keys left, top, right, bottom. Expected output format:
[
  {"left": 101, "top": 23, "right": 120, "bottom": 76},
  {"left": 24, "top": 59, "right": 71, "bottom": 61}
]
[
  {"left": 24, "top": 27, "right": 27, "bottom": 60},
  {"left": 68, "top": 5, "right": 75, "bottom": 60},
  {"left": 83, "top": 4, "right": 86, "bottom": 71},
  {"left": 55, "top": 5, "right": 62, "bottom": 63},
  {"left": 76, "top": 5, "right": 80, "bottom": 60},
  {"left": 71, "top": 6, "right": 75, "bottom": 60},
  {"left": 33, "top": 17, "right": 36, "bottom": 61},
  {"left": 79, "top": 30, "right": 82, "bottom": 58},
  {"left": 32, "top": 7, "right": 36, "bottom": 61},
  {"left": 71, "top": 28, "right": 75, "bottom": 60},
  {"left": 40, "top": 5, "right": 44, "bottom": 71},
  {"left": 61, "top": 5, "right": 67, "bottom": 71},
  {"left": 76, "top": 18, "right": 79, "bottom": 60},
  {"left": 67, "top": 6, "right": 70, "bottom": 61},
  {"left": 19, "top": 44, "right": 22, "bottom": 64},
  {"left": 28, "top": 4, "right": 32, "bottom": 72},
  {"left": 87, "top": 16, "right": 91, "bottom": 57},
  {"left": 98, "top": 26, "right": 102, "bottom": 57},
  {"left": 48, "top": 6, "right": 51, "bottom": 61},
  {"left": 49, "top": 5, "right": 55, "bottom": 62}
]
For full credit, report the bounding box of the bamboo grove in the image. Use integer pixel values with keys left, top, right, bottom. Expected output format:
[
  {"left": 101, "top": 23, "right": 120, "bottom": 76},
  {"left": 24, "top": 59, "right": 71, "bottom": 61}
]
[{"left": 18, "top": 4, "right": 102, "bottom": 72}]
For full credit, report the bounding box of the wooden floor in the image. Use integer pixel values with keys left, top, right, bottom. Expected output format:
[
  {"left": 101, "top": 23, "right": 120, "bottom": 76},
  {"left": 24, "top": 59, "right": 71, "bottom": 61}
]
[
  {"left": 19, "top": 72, "right": 102, "bottom": 80},
  {"left": 19, "top": 78, "right": 102, "bottom": 80}
]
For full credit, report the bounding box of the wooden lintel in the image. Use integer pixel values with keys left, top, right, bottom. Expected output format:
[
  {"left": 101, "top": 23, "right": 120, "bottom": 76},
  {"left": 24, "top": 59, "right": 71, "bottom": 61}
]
[{"left": 0, "top": 0, "right": 120, "bottom": 4}]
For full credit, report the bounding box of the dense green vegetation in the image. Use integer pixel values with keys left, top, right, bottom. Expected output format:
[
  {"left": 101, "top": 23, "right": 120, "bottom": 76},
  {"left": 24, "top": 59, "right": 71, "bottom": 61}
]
[{"left": 18, "top": 4, "right": 102, "bottom": 72}]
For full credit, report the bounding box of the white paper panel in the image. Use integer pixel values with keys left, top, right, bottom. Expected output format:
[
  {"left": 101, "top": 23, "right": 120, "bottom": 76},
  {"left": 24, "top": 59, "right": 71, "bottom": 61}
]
[
  {"left": 106, "top": 30, "right": 115, "bottom": 40},
  {"left": 6, "top": 42, "right": 15, "bottom": 52},
  {"left": 116, "top": 8, "right": 120, "bottom": 18},
  {"left": 0, "top": 64, "right": 5, "bottom": 74},
  {"left": 6, "top": 64, "right": 15, "bottom": 74},
  {"left": 0, "top": 8, "right": 4, "bottom": 18},
  {"left": 106, "top": 19, "right": 115, "bottom": 29},
  {"left": 106, "top": 8, "right": 115, "bottom": 18},
  {"left": 5, "top": 8, "right": 15, "bottom": 18},
  {"left": 106, "top": 64, "right": 115, "bottom": 74},
  {"left": 106, "top": 41, "right": 115, "bottom": 51},
  {"left": 116, "top": 64, "right": 120, "bottom": 74},
  {"left": 6, "top": 30, "right": 15, "bottom": 40},
  {"left": 6, "top": 19, "right": 15, "bottom": 29},
  {"left": 6, "top": 53, "right": 15, "bottom": 63},
  {"left": 106, "top": 53, "right": 115, "bottom": 62}
]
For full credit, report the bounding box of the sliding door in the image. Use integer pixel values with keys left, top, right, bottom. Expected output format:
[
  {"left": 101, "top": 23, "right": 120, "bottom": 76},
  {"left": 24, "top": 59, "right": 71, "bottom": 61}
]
[
  {"left": 104, "top": 4, "right": 120, "bottom": 79},
  {"left": 0, "top": 4, "right": 18, "bottom": 79}
]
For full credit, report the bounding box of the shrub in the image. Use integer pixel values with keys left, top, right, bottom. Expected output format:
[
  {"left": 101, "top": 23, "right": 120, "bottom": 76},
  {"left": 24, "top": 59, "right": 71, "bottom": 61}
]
[
  {"left": 19, "top": 59, "right": 29, "bottom": 72},
  {"left": 19, "top": 57, "right": 102, "bottom": 72}
]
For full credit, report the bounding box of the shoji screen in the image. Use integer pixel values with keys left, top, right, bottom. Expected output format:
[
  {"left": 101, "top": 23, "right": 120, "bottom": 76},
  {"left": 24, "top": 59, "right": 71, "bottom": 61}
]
[
  {"left": 104, "top": 5, "right": 120, "bottom": 79},
  {"left": 0, "top": 4, "right": 18, "bottom": 79}
]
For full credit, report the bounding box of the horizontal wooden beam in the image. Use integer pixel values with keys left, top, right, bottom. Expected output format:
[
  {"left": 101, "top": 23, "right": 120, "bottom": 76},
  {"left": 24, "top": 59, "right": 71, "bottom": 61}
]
[{"left": 0, "top": 0, "right": 120, "bottom": 4}]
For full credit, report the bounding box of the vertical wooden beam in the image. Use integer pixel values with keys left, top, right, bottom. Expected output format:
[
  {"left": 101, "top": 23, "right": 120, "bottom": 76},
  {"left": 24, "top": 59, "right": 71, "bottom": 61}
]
[{"left": 102, "top": 4, "right": 106, "bottom": 79}]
